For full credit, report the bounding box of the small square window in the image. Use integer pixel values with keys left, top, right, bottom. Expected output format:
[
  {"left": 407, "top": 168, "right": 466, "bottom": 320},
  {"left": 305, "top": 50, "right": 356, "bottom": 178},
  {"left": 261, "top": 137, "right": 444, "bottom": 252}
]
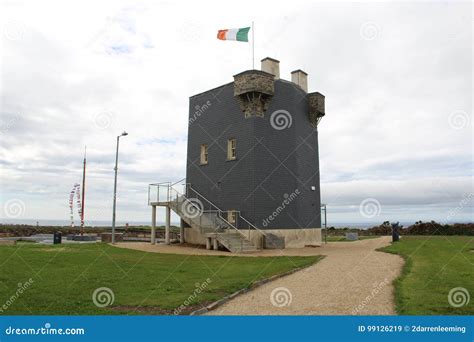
[
  {"left": 227, "top": 210, "right": 237, "bottom": 224},
  {"left": 227, "top": 138, "right": 236, "bottom": 160},
  {"left": 200, "top": 144, "right": 208, "bottom": 165}
]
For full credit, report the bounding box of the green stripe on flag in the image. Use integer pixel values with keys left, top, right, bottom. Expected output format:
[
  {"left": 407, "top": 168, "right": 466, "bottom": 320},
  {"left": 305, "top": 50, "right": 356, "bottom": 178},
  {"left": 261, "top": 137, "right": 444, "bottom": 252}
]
[{"left": 236, "top": 27, "right": 250, "bottom": 42}]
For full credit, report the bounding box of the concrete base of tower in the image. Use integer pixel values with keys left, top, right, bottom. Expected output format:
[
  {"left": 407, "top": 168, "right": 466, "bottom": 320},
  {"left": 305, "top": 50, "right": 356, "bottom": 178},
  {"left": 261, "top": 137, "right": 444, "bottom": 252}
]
[
  {"left": 248, "top": 228, "right": 322, "bottom": 249},
  {"left": 183, "top": 226, "right": 322, "bottom": 250}
]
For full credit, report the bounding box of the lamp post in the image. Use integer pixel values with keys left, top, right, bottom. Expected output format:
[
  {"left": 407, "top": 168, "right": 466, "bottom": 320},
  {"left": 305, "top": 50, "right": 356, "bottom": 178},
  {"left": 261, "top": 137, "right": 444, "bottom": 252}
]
[
  {"left": 321, "top": 203, "right": 327, "bottom": 244},
  {"left": 112, "top": 131, "right": 128, "bottom": 244}
]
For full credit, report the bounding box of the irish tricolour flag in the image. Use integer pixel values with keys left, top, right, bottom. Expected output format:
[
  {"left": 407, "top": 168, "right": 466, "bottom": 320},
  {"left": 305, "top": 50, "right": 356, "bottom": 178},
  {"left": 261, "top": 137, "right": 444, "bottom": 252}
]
[{"left": 217, "top": 27, "right": 250, "bottom": 42}]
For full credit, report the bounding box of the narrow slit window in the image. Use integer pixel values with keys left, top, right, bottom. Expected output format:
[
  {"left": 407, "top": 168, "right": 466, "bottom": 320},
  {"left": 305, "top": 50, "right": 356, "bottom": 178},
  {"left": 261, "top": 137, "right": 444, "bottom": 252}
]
[
  {"left": 200, "top": 144, "right": 208, "bottom": 165},
  {"left": 227, "top": 138, "right": 236, "bottom": 160}
]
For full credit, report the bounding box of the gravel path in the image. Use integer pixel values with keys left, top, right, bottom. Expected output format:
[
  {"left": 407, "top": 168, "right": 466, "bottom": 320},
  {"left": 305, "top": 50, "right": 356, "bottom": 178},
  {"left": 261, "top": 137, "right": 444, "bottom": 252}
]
[
  {"left": 206, "top": 236, "right": 403, "bottom": 315},
  {"left": 116, "top": 237, "right": 403, "bottom": 315}
]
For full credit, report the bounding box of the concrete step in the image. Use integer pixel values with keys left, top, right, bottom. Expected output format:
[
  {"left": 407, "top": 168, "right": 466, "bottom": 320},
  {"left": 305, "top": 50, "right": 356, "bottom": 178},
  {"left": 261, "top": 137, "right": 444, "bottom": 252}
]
[
  {"left": 227, "top": 243, "right": 256, "bottom": 249},
  {"left": 219, "top": 239, "right": 255, "bottom": 246},
  {"left": 231, "top": 247, "right": 258, "bottom": 253},
  {"left": 220, "top": 239, "right": 256, "bottom": 248}
]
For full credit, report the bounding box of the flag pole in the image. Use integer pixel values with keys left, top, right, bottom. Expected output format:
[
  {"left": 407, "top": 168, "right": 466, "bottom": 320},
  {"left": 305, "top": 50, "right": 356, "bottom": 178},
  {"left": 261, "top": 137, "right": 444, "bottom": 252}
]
[
  {"left": 80, "top": 145, "right": 86, "bottom": 236},
  {"left": 252, "top": 21, "right": 255, "bottom": 69}
]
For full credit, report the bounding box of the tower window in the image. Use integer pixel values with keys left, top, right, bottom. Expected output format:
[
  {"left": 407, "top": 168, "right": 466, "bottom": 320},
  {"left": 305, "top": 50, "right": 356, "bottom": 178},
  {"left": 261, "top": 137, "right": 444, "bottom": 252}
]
[
  {"left": 200, "top": 144, "right": 208, "bottom": 165},
  {"left": 227, "top": 210, "right": 237, "bottom": 224},
  {"left": 227, "top": 138, "right": 236, "bottom": 160}
]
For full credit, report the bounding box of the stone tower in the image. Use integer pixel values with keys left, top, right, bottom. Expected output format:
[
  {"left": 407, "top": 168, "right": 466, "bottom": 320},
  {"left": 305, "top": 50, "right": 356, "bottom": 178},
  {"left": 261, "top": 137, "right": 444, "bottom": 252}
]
[{"left": 185, "top": 57, "right": 325, "bottom": 248}]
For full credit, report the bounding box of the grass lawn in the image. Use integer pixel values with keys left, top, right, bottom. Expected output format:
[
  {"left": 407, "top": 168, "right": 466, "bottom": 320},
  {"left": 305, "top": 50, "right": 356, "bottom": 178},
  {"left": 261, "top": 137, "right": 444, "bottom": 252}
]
[
  {"left": 326, "top": 235, "right": 380, "bottom": 242},
  {"left": 0, "top": 243, "right": 321, "bottom": 315},
  {"left": 381, "top": 236, "right": 473, "bottom": 315}
]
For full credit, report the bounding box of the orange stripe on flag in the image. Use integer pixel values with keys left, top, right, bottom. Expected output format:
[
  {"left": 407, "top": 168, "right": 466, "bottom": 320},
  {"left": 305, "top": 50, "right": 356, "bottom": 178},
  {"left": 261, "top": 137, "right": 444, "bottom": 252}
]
[{"left": 217, "top": 29, "right": 228, "bottom": 40}]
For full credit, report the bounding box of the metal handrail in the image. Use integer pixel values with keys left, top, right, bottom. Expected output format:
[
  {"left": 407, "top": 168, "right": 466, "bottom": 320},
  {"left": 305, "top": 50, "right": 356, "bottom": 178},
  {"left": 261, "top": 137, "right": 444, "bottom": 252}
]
[
  {"left": 183, "top": 185, "right": 252, "bottom": 241},
  {"left": 185, "top": 184, "right": 265, "bottom": 239},
  {"left": 149, "top": 181, "right": 172, "bottom": 186},
  {"left": 171, "top": 178, "right": 186, "bottom": 187},
  {"left": 148, "top": 183, "right": 171, "bottom": 204},
  {"left": 215, "top": 210, "right": 250, "bottom": 241},
  {"left": 238, "top": 214, "right": 267, "bottom": 247},
  {"left": 148, "top": 180, "right": 266, "bottom": 249},
  {"left": 185, "top": 184, "right": 222, "bottom": 212}
]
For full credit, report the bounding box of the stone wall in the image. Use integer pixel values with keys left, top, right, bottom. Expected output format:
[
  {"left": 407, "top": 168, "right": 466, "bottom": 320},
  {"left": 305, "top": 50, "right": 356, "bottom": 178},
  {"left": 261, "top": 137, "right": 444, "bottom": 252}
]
[
  {"left": 233, "top": 70, "right": 275, "bottom": 97},
  {"left": 233, "top": 70, "right": 275, "bottom": 117},
  {"left": 101, "top": 233, "right": 124, "bottom": 243},
  {"left": 308, "top": 92, "right": 325, "bottom": 127}
]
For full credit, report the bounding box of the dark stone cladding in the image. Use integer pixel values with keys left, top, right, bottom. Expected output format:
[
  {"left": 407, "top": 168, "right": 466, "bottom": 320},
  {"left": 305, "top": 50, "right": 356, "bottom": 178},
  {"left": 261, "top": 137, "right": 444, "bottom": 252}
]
[{"left": 185, "top": 76, "right": 322, "bottom": 230}]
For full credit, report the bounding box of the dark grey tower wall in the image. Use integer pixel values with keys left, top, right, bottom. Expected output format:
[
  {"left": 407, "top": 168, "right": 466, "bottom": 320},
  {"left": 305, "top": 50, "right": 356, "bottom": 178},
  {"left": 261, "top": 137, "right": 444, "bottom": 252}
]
[
  {"left": 185, "top": 83, "right": 258, "bottom": 221},
  {"left": 253, "top": 80, "right": 321, "bottom": 229},
  {"left": 185, "top": 76, "right": 322, "bottom": 230}
]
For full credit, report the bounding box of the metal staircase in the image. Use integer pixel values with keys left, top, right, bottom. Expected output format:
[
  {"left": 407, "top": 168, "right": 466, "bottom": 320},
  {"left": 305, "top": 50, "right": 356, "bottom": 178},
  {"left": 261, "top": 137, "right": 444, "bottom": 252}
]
[{"left": 148, "top": 180, "right": 264, "bottom": 253}]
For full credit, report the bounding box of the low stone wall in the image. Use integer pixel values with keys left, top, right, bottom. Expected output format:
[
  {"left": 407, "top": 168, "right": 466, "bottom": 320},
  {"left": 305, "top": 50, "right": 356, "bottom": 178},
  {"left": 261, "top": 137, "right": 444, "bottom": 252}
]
[
  {"left": 101, "top": 233, "right": 124, "bottom": 243},
  {"left": 184, "top": 226, "right": 322, "bottom": 249}
]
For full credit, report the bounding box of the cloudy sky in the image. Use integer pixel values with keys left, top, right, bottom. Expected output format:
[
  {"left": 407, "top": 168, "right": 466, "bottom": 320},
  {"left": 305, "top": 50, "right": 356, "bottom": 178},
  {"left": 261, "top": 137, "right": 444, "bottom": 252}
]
[{"left": 0, "top": 0, "right": 472, "bottom": 226}]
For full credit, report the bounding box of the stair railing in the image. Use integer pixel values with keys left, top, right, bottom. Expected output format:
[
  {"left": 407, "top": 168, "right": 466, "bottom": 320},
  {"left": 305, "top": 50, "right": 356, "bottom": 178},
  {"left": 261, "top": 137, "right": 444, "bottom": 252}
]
[
  {"left": 186, "top": 183, "right": 266, "bottom": 248},
  {"left": 236, "top": 212, "right": 267, "bottom": 249},
  {"left": 148, "top": 182, "right": 173, "bottom": 204},
  {"left": 148, "top": 181, "right": 266, "bottom": 249}
]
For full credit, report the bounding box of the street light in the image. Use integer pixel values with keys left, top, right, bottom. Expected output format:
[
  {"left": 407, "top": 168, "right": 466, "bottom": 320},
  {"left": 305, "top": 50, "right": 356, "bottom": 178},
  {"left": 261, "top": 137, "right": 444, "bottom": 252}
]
[
  {"left": 321, "top": 203, "right": 327, "bottom": 244},
  {"left": 112, "top": 131, "right": 128, "bottom": 244}
]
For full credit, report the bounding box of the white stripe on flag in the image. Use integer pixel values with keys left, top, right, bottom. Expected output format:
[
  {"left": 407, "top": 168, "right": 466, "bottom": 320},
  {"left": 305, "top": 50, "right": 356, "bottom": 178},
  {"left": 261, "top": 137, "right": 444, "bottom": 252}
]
[{"left": 226, "top": 29, "right": 238, "bottom": 41}]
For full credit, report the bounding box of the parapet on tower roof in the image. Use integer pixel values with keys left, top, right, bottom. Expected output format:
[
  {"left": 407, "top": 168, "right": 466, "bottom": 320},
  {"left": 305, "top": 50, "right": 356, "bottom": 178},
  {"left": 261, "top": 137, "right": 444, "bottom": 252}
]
[{"left": 232, "top": 57, "right": 325, "bottom": 125}]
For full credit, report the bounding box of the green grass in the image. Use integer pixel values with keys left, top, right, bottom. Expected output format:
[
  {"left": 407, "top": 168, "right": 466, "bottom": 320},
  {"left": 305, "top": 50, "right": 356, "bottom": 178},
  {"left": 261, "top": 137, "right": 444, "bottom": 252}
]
[
  {"left": 326, "top": 235, "right": 381, "bottom": 242},
  {"left": 381, "top": 236, "right": 474, "bottom": 315},
  {"left": 0, "top": 243, "right": 320, "bottom": 315}
]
